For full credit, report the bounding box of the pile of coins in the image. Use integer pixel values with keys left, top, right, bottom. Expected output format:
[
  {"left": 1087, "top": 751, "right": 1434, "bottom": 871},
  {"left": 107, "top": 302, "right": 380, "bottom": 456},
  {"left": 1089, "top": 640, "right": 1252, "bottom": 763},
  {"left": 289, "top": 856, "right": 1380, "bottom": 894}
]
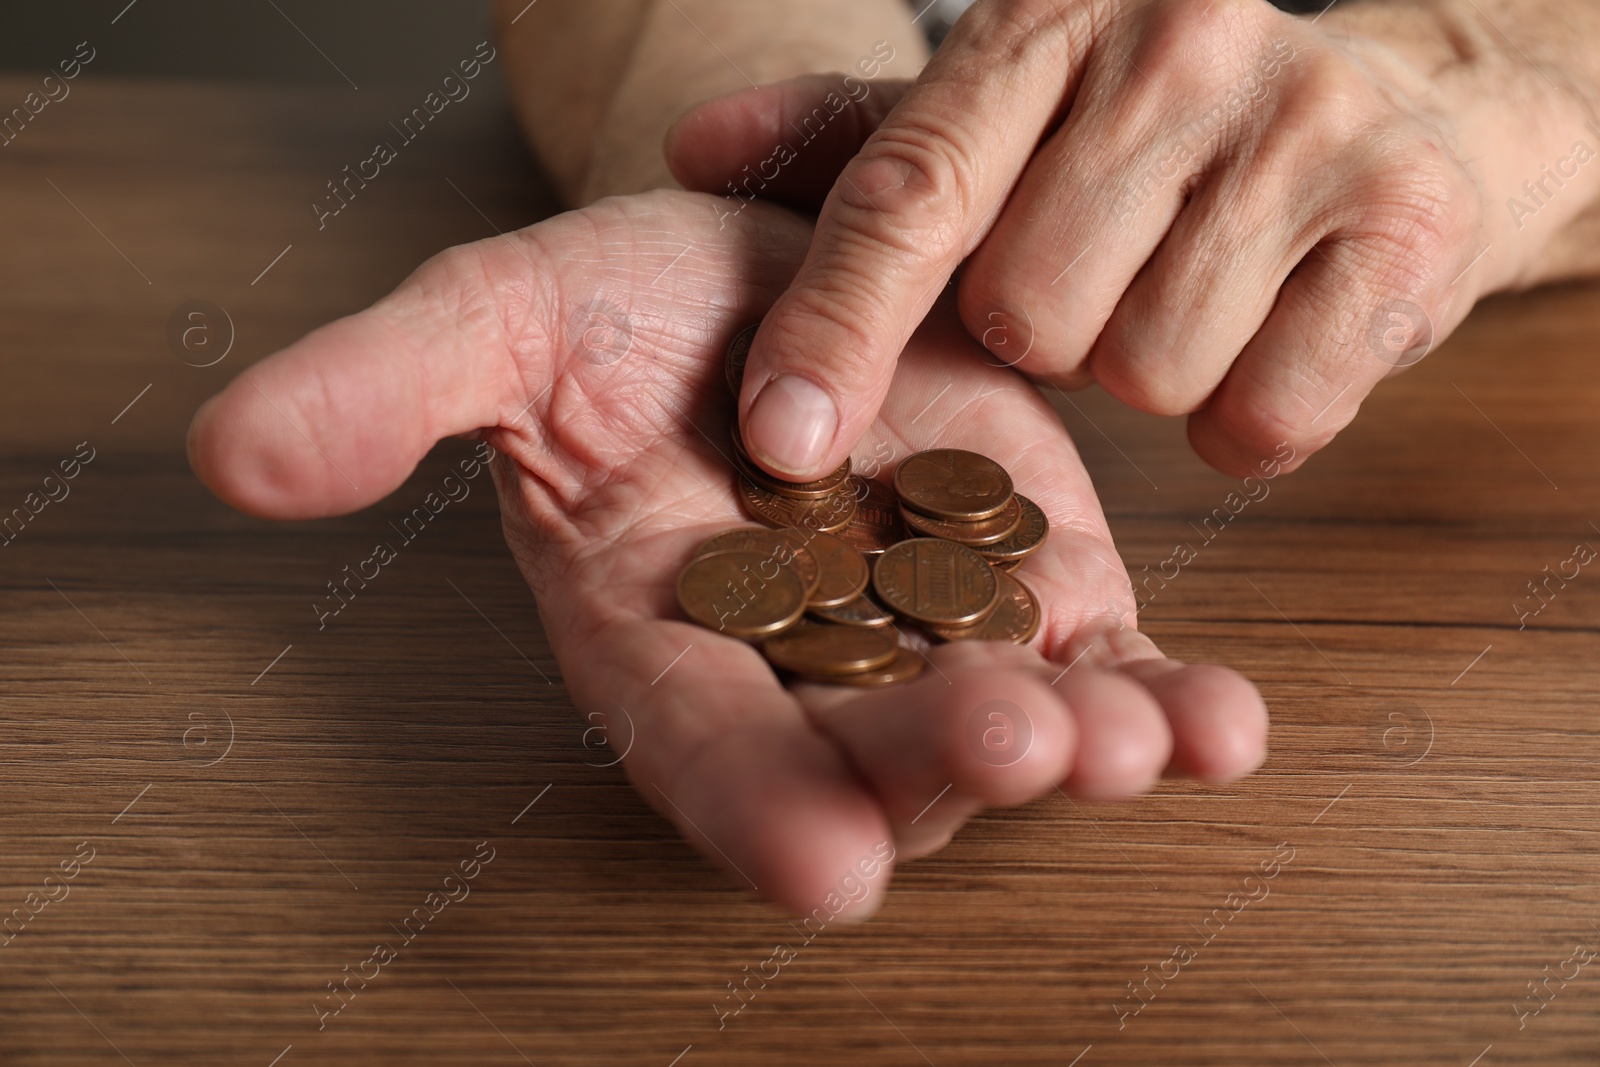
[{"left": 675, "top": 324, "right": 1049, "bottom": 688}]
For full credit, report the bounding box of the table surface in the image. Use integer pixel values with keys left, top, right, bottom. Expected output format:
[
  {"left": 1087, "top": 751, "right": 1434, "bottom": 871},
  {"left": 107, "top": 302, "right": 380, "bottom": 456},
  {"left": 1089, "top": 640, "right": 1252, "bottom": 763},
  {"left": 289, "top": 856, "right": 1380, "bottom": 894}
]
[{"left": 4, "top": 73, "right": 1600, "bottom": 1067}]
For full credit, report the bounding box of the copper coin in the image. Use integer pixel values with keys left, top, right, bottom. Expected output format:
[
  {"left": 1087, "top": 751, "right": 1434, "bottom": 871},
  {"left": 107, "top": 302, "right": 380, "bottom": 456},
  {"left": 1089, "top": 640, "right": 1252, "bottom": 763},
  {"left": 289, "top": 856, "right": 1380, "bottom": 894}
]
[
  {"left": 872, "top": 538, "right": 1000, "bottom": 626},
  {"left": 834, "top": 476, "right": 904, "bottom": 556},
  {"left": 809, "top": 593, "right": 894, "bottom": 628},
  {"left": 793, "top": 530, "right": 871, "bottom": 609},
  {"left": 898, "top": 494, "right": 1022, "bottom": 546},
  {"left": 763, "top": 623, "right": 899, "bottom": 676},
  {"left": 677, "top": 549, "right": 806, "bottom": 640},
  {"left": 894, "top": 448, "right": 1014, "bottom": 521},
  {"left": 739, "top": 476, "right": 857, "bottom": 534},
  {"left": 973, "top": 494, "right": 1049, "bottom": 565},
  {"left": 693, "top": 527, "right": 821, "bottom": 598},
  {"left": 730, "top": 424, "right": 851, "bottom": 500},
  {"left": 725, "top": 322, "right": 757, "bottom": 396},
  {"left": 926, "top": 570, "right": 1040, "bottom": 645},
  {"left": 796, "top": 645, "right": 924, "bottom": 687}
]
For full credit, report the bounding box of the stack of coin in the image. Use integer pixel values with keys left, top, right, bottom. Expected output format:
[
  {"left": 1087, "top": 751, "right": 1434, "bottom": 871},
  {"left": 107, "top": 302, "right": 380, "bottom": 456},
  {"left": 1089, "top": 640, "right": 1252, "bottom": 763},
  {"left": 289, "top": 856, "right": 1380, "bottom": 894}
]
[
  {"left": 672, "top": 323, "right": 1052, "bottom": 688},
  {"left": 893, "top": 448, "right": 1048, "bottom": 571}
]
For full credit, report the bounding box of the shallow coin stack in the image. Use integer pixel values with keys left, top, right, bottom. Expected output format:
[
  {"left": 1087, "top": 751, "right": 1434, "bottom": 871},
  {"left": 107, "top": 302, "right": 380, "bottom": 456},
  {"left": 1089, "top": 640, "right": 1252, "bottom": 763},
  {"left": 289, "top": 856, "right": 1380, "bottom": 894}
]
[{"left": 674, "top": 323, "right": 1050, "bottom": 688}]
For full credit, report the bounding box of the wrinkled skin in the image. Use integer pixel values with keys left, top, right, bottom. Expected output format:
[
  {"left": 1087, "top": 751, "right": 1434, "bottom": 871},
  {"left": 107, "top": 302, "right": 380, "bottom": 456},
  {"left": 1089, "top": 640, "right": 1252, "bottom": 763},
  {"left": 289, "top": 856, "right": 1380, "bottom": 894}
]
[
  {"left": 189, "top": 190, "right": 1266, "bottom": 919},
  {"left": 667, "top": 0, "right": 1537, "bottom": 483}
]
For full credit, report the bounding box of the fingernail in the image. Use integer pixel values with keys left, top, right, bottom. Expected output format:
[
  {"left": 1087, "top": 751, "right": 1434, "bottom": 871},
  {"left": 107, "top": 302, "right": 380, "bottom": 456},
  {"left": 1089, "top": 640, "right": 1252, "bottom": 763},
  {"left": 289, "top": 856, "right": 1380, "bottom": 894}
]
[{"left": 746, "top": 375, "right": 837, "bottom": 477}]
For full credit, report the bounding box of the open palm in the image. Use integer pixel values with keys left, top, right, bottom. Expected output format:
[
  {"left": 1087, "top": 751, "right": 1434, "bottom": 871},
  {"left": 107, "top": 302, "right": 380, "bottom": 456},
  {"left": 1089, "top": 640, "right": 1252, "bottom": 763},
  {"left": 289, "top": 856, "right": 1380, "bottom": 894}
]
[{"left": 189, "top": 190, "right": 1265, "bottom": 918}]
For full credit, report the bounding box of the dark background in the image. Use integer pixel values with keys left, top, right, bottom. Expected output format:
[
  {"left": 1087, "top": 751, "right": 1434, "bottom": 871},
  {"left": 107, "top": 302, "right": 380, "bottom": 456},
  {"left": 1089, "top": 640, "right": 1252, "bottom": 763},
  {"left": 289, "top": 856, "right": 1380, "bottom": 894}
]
[
  {"left": 0, "top": 0, "right": 1329, "bottom": 84},
  {"left": 0, "top": 0, "right": 496, "bottom": 85}
]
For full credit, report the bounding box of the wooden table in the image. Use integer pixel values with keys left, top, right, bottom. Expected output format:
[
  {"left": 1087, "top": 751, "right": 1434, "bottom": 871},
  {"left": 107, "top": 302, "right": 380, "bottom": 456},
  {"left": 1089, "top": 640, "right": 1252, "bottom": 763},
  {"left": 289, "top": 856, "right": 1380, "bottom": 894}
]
[{"left": 3, "top": 73, "right": 1599, "bottom": 1067}]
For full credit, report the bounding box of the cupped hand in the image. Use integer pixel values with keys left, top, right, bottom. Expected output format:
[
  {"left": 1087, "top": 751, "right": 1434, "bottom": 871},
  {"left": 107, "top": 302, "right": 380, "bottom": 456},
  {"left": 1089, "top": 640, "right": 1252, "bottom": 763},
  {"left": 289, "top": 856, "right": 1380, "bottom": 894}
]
[
  {"left": 669, "top": 0, "right": 1581, "bottom": 479},
  {"left": 188, "top": 189, "right": 1265, "bottom": 919}
]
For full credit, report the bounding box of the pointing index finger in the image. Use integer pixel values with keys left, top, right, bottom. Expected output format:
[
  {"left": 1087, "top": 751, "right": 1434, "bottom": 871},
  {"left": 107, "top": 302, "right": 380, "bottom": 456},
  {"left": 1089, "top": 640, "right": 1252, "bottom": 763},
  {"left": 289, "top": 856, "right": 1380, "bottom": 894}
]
[{"left": 739, "top": 1, "right": 1097, "bottom": 480}]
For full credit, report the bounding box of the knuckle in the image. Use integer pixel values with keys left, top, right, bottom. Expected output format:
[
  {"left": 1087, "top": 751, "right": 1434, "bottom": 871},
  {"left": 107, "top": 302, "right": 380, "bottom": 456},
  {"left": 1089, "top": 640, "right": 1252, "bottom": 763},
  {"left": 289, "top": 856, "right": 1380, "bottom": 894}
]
[
  {"left": 1365, "top": 156, "right": 1477, "bottom": 258},
  {"left": 1138, "top": 0, "right": 1279, "bottom": 87},
  {"left": 962, "top": 0, "right": 1083, "bottom": 64},
  {"left": 1281, "top": 59, "right": 1479, "bottom": 270},
  {"left": 840, "top": 118, "right": 979, "bottom": 255},
  {"left": 1343, "top": 155, "right": 1478, "bottom": 310},
  {"left": 1289, "top": 50, "right": 1381, "bottom": 127},
  {"left": 405, "top": 239, "right": 531, "bottom": 354},
  {"left": 388, "top": 224, "right": 558, "bottom": 425}
]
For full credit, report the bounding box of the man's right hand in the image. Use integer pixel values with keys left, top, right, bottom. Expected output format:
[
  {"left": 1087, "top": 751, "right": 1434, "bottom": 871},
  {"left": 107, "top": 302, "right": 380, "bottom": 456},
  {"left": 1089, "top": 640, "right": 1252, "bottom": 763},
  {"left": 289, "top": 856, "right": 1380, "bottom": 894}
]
[{"left": 668, "top": 0, "right": 1600, "bottom": 481}]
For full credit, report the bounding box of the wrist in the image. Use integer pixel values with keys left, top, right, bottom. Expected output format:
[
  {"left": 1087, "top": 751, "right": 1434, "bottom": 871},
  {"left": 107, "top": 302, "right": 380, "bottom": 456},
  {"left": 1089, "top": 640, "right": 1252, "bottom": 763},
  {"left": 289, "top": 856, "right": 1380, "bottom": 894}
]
[{"left": 1321, "top": 0, "right": 1600, "bottom": 295}]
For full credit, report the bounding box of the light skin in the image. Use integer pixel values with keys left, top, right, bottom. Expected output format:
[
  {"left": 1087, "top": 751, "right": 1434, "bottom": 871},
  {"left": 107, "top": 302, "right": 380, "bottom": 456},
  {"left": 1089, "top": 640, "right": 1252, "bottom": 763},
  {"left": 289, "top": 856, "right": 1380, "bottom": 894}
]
[
  {"left": 189, "top": 0, "right": 1600, "bottom": 916},
  {"left": 650, "top": 0, "right": 1600, "bottom": 481},
  {"left": 187, "top": 192, "right": 1267, "bottom": 918},
  {"left": 185, "top": 0, "right": 1271, "bottom": 918}
]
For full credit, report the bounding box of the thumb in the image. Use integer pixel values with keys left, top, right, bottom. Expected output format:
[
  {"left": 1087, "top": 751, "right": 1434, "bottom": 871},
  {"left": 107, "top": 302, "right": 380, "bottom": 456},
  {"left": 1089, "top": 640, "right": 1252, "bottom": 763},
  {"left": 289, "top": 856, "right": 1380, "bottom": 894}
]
[
  {"left": 187, "top": 244, "right": 528, "bottom": 520},
  {"left": 665, "top": 74, "right": 912, "bottom": 214}
]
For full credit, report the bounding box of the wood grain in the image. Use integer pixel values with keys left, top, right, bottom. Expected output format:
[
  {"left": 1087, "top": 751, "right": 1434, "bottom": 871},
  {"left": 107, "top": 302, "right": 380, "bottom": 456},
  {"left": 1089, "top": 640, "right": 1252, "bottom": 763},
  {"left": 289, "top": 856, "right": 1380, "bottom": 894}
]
[{"left": 3, "top": 72, "right": 1600, "bottom": 1066}]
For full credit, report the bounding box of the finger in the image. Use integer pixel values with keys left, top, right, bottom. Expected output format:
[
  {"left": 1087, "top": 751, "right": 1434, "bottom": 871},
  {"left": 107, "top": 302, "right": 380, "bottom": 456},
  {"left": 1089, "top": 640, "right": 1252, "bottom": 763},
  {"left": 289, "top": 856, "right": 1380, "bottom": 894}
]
[
  {"left": 582, "top": 615, "right": 895, "bottom": 920},
  {"left": 1187, "top": 223, "right": 1469, "bottom": 478},
  {"left": 188, "top": 238, "right": 531, "bottom": 519},
  {"left": 665, "top": 75, "right": 913, "bottom": 214},
  {"left": 873, "top": 297, "right": 1264, "bottom": 790},
  {"left": 190, "top": 191, "right": 819, "bottom": 521},
  {"left": 958, "top": 11, "right": 1296, "bottom": 389},
  {"left": 1054, "top": 613, "right": 1268, "bottom": 784},
  {"left": 524, "top": 511, "right": 897, "bottom": 920},
  {"left": 1120, "top": 660, "right": 1269, "bottom": 783},
  {"left": 1086, "top": 147, "right": 1321, "bottom": 415},
  {"left": 800, "top": 642, "right": 1078, "bottom": 858},
  {"left": 739, "top": 3, "right": 1102, "bottom": 479},
  {"left": 1050, "top": 666, "right": 1171, "bottom": 799}
]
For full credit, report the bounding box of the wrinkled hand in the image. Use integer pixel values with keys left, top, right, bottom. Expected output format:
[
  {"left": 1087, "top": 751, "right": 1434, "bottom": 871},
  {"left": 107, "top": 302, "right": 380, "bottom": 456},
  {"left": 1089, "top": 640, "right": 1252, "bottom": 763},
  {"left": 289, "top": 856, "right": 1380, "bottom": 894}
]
[
  {"left": 669, "top": 0, "right": 1573, "bottom": 479},
  {"left": 188, "top": 190, "right": 1265, "bottom": 918}
]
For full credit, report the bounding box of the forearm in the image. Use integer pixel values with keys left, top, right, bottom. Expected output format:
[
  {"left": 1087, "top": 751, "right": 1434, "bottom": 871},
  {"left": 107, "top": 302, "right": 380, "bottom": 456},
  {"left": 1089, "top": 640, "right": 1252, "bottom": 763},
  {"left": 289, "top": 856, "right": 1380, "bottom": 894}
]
[
  {"left": 1323, "top": 0, "right": 1600, "bottom": 290},
  {"left": 495, "top": 0, "right": 929, "bottom": 205}
]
